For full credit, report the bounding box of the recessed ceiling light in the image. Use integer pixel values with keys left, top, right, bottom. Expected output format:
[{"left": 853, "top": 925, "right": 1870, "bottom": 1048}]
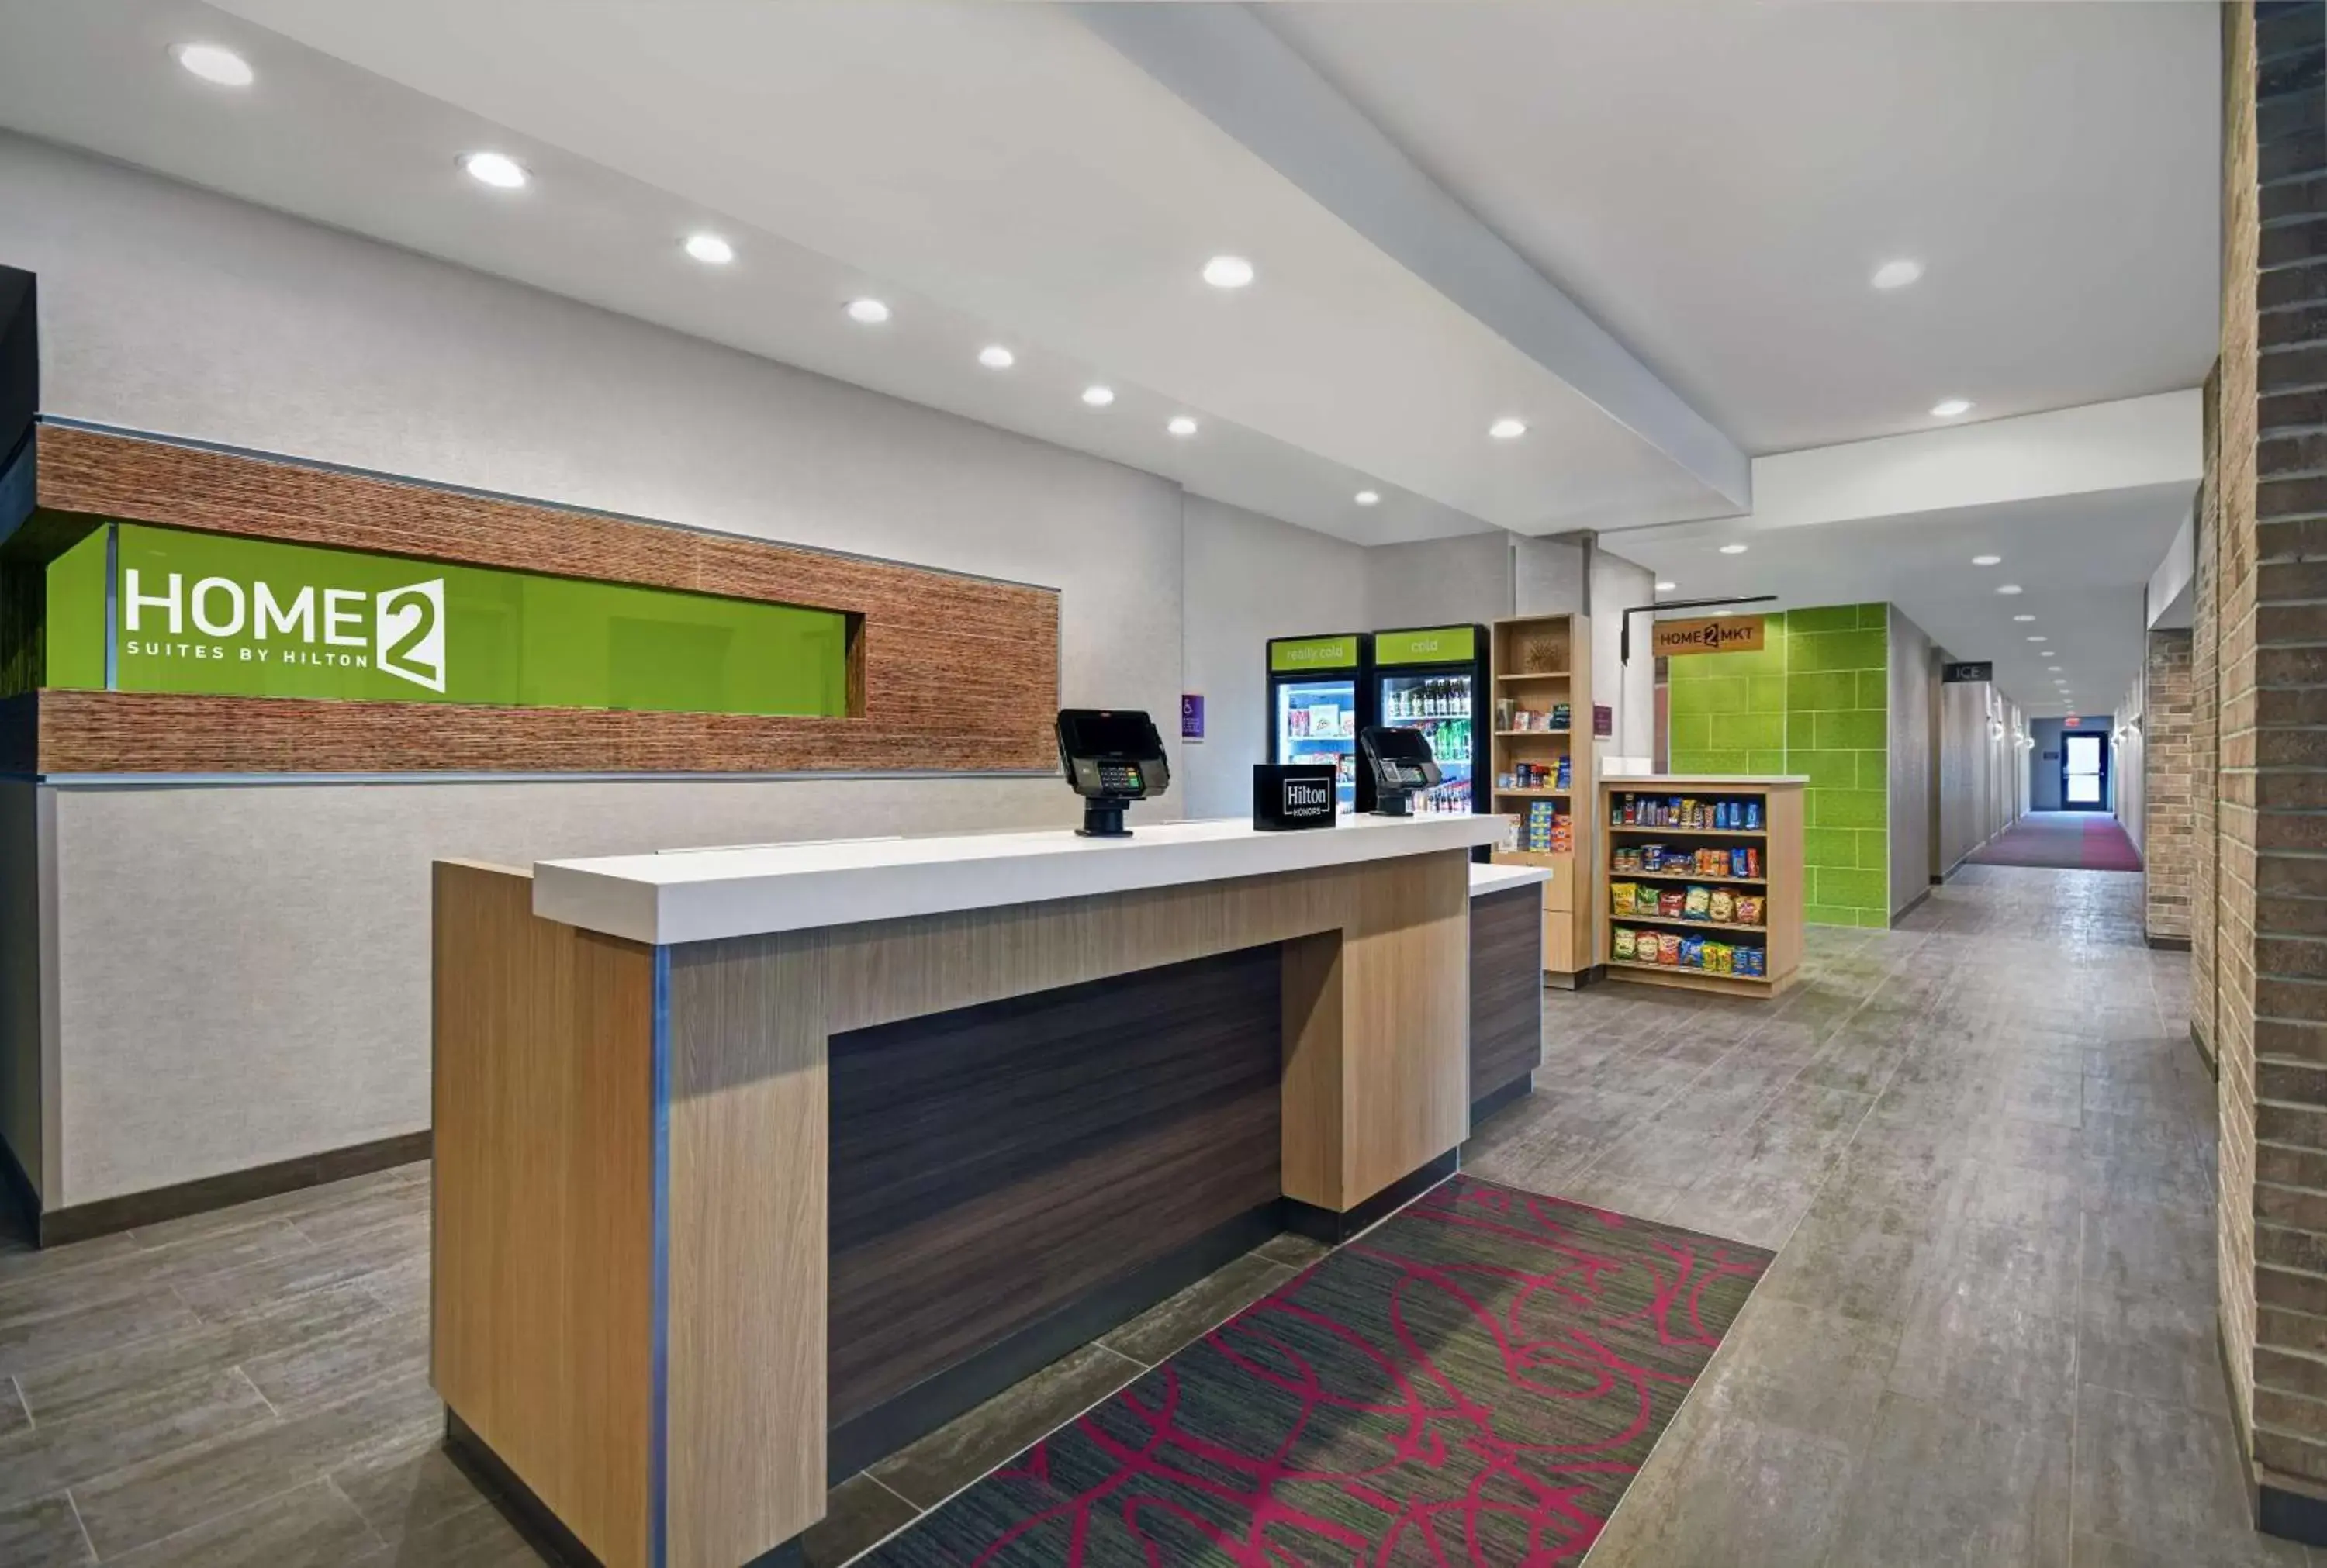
[
  {"left": 1657, "top": 581, "right": 1677, "bottom": 592},
  {"left": 845, "top": 298, "right": 890, "bottom": 324},
  {"left": 683, "top": 233, "right": 735, "bottom": 265},
  {"left": 2049, "top": 665, "right": 2062, "bottom": 672},
  {"left": 978, "top": 345, "right": 1015, "bottom": 370},
  {"left": 462, "top": 152, "right": 529, "bottom": 190},
  {"left": 175, "top": 43, "right": 254, "bottom": 88},
  {"left": 2028, "top": 636, "right": 2046, "bottom": 643},
  {"left": 1489, "top": 417, "right": 1528, "bottom": 440},
  {"left": 1931, "top": 399, "right": 1973, "bottom": 419},
  {"left": 1871, "top": 259, "right": 1924, "bottom": 291},
  {"left": 2014, "top": 614, "right": 2035, "bottom": 622},
  {"left": 1972, "top": 554, "right": 2001, "bottom": 566},
  {"left": 1354, "top": 490, "right": 1381, "bottom": 506},
  {"left": 1720, "top": 543, "right": 1748, "bottom": 555},
  {"left": 1202, "top": 255, "right": 1255, "bottom": 290},
  {"left": 1167, "top": 416, "right": 1198, "bottom": 437},
  {"left": 1997, "top": 584, "right": 2023, "bottom": 595},
  {"left": 1081, "top": 385, "right": 1115, "bottom": 407}
]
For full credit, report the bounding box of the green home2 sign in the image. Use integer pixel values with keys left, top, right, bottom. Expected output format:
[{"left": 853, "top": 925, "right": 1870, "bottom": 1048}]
[{"left": 47, "top": 523, "right": 851, "bottom": 718}]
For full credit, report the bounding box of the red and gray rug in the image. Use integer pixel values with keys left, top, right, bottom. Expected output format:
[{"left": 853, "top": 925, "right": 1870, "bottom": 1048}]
[
  {"left": 862, "top": 1173, "right": 1772, "bottom": 1566},
  {"left": 1967, "top": 810, "right": 2145, "bottom": 873}
]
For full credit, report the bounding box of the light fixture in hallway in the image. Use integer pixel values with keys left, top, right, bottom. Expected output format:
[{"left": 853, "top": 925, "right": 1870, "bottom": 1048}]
[
  {"left": 1657, "top": 581, "right": 1676, "bottom": 592},
  {"left": 1720, "top": 543, "right": 1748, "bottom": 555},
  {"left": 1202, "top": 255, "right": 1255, "bottom": 289},
  {"left": 683, "top": 232, "right": 735, "bottom": 264},
  {"left": 1973, "top": 554, "right": 2001, "bottom": 566},
  {"left": 462, "top": 152, "right": 529, "bottom": 191},
  {"left": 1931, "top": 399, "right": 1973, "bottom": 418},
  {"left": 1354, "top": 490, "right": 1380, "bottom": 506},
  {"left": 2028, "top": 635, "right": 2046, "bottom": 642},
  {"left": 2015, "top": 614, "right": 2035, "bottom": 622},
  {"left": 1870, "top": 258, "right": 1924, "bottom": 290},
  {"left": 1489, "top": 417, "right": 1527, "bottom": 440},
  {"left": 1081, "top": 385, "right": 1115, "bottom": 407},
  {"left": 175, "top": 43, "right": 254, "bottom": 88},
  {"left": 1167, "top": 416, "right": 1198, "bottom": 437},
  {"left": 1997, "top": 584, "right": 2023, "bottom": 595},
  {"left": 978, "top": 345, "right": 1015, "bottom": 369},
  {"left": 845, "top": 298, "right": 891, "bottom": 324}
]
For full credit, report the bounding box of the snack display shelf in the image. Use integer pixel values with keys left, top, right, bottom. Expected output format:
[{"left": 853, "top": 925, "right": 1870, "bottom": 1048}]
[
  {"left": 1606, "top": 958, "right": 1776, "bottom": 986},
  {"left": 1611, "top": 914, "right": 1769, "bottom": 935},
  {"left": 1495, "top": 788, "right": 1569, "bottom": 799},
  {"left": 1608, "top": 824, "right": 1764, "bottom": 838},
  {"left": 1495, "top": 728, "right": 1572, "bottom": 738},
  {"left": 1493, "top": 671, "right": 1569, "bottom": 682},
  {"left": 1619, "top": 869, "right": 1766, "bottom": 886},
  {"left": 1598, "top": 775, "right": 1805, "bottom": 999}
]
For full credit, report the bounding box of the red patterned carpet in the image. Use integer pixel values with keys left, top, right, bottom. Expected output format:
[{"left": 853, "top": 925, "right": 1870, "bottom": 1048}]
[
  {"left": 863, "top": 1174, "right": 1772, "bottom": 1567},
  {"left": 1967, "top": 810, "right": 2145, "bottom": 872}
]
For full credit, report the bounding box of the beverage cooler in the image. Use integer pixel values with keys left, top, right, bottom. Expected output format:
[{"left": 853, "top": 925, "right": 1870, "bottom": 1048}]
[
  {"left": 1264, "top": 633, "right": 1372, "bottom": 814},
  {"left": 1371, "top": 624, "right": 1488, "bottom": 814}
]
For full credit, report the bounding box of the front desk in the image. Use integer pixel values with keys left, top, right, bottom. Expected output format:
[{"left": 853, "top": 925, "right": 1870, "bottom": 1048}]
[{"left": 431, "top": 813, "right": 1507, "bottom": 1568}]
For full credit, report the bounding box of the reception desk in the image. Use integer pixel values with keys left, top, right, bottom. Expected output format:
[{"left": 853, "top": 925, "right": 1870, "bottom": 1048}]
[{"left": 431, "top": 813, "right": 1506, "bottom": 1568}]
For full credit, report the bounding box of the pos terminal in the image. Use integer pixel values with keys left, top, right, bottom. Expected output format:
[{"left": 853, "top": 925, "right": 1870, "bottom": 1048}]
[
  {"left": 1357, "top": 726, "right": 1442, "bottom": 817},
  {"left": 1056, "top": 708, "right": 1171, "bottom": 837}
]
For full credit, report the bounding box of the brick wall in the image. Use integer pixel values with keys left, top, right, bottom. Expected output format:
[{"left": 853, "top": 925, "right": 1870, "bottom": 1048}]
[
  {"left": 2200, "top": 364, "right": 2223, "bottom": 1069},
  {"left": 2233, "top": 0, "right": 2327, "bottom": 1494},
  {"left": 2148, "top": 630, "right": 2198, "bottom": 942}
]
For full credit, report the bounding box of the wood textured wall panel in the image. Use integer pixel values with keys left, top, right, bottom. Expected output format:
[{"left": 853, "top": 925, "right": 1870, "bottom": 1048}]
[
  {"left": 665, "top": 933, "right": 831, "bottom": 1568},
  {"left": 1468, "top": 887, "right": 1544, "bottom": 1108},
  {"left": 430, "top": 862, "right": 655, "bottom": 1568},
  {"left": 825, "top": 946, "right": 1282, "bottom": 1423},
  {"left": 27, "top": 425, "right": 1059, "bottom": 775}
]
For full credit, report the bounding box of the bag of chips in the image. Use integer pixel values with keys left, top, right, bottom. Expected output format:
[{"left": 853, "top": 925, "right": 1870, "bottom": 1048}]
[
  {"left": 1660, "top": 889, "right": 1686, "bottom": 919},
  {"left": 1734, "top": 895, "right": 1764, "bottom": 925},
  {"left": 1683, "top": 885, "right": 1712, "bottom": 920},
  {"left": 1610, "top": 882, "right": 1636, "bottom": 916},
  {"left": 1709, "top": 888, "right": 1734, "bottom": 924},
  {"left": 1680, "top": 936, "right": 1705, "bottom": 969},
  {"left": 1613, "top": 927, "right": 1637, "bottom": 962}
]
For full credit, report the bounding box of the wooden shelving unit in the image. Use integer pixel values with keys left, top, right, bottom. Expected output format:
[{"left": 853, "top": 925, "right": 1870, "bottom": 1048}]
[
  {"left": 1596, "top": 775, "right": 1806, "bottom": 999},
  {"left": 1486, "top": 613, "right": 1594, "bottom": 984}
]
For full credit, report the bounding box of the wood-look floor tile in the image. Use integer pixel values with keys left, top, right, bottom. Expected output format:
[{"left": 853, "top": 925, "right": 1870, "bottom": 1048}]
[
  {"left": 0, "top": 1493, "right": 95, "bottom": 1566},
  {"left": 1098, "top": 1251, "right": 1291, "bottom": 1368},
  {"left": 0, "top": 1365, "right": 277, "bottom": 1511},
  {"left": 0, "top": 1290, "right": 204, "bottom": 1385},
  {"left": 327, "top": 1433, "right": 496, "bottom": 1547},
  {"left": 170, "top": 1214, "right": 428, "bottom": 1321},
  {"left": 239, "top": 1307, "right": 428, "bottom": 1415},
  {"left": 867, "top": 1344, "right": 1143, "bottom": 1511},
  {"left": 804, "top": 1472, "right": 921, "bottom": 1568},
  {"left": 361, "top": 1483, "right": 543, "bottom": 1568},
  {"left": 1252, "top": 1231, "right": 1329, "bottom": 1269},
  {"left": 104, "top": 1476, "right": 385, "bottom": 1568},
  {"left": 69, "top": 1370, "right": 440, "bottom": 1559}
]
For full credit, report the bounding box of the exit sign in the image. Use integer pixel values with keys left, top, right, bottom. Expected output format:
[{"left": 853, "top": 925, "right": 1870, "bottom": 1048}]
[{"left": 2064, "top": 715, "right": 2082, "bottom": 727}]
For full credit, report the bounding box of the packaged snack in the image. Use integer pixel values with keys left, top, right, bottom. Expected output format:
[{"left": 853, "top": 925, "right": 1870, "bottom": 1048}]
[
  {"left": 1659, "top": 889, "right": 1686, "bottom": 919},
  {"left": 1683, "top": 885, "right": 1712, "bottom": 920},
  {"left": 1643, "top": 843, "right": 1665, "bottom": 872},
  {"left": 1734, "top": 894, "right": 1764, "bottom": 925},
  {"left": 1610, "top": 882, "right": 1637, "bottom": 916},
  {"left": 1746, "top": 800, "right": 1763, "bottom": 831},
  {"left": 1680, "top": 936, "right": 1704, "bottom": 969},
  {"left": 1745, "top": 847, "right": 1762, "bottom": 878},
  {"left": 1658, "top": 932, "right": 1682, "bottom": 965},
  {"left": 1613, "top": 927, "right": 1637, "bottom": 962},
  {"left": 1731, "top": 848, "right": 1748, "bottom": 878},
  {"left": 1739, "top": 946, "right": 1764, "bottom": 976},
  {"left": 1716, "top": 800, "right": 1733, "bottom": 830},
  {"left": 1704, "top": 941, "right": 1727, "bottom": 974},
  {"left": 1709, "top": 888, "right": 1735, "bottom": 924}
]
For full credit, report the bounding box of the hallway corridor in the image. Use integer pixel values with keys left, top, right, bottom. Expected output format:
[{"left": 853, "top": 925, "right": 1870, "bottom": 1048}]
[
  {"left": 1969, "top": 812, "right": 2148, "bottom": 874},
  {"left": 1467, "top": 862, "right": 2275, "bottom": 1565}
]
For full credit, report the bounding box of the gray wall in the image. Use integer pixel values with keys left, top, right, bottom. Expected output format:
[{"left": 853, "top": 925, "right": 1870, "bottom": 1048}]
[
  {"left": 1886, "top": 607, "right": 1935, "bottom": 918},
  {"left": 1179, "top": 495, "right": 1368, "bottom": 819},
  {"left": 1364, "top": 532, "right": 1513, "bottom": 631},
  {"left": 0, "top": 134, "right": 1201, "bottom": 1205},
  {"left": 2029, "top": 719, "right": 2068, "bottom": 811},
  {"left": 0, "top": 783, "right": 49, "bottom": 1200},
  {"left": 1512, "top": 537, "right": 1658, "bottom": 762}
]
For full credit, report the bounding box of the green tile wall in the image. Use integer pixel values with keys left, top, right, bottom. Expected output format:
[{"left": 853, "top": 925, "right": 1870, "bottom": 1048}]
[{"left": 1668, "top": 604, "right": 1890, "bottom": 929}]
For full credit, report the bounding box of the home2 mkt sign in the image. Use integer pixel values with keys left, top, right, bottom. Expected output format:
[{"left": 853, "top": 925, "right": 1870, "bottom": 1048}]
[
  {"left": 1651, "top": 615, "right": 1766, "bottom": 657},
  {"left": 48, "top": 523, "right": 852, "bottom": 718}
]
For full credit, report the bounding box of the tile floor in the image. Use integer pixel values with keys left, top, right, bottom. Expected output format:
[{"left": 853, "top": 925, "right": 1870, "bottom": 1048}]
[{"left": 0, "top": 862, "right": 2291, "bottom": 1566}]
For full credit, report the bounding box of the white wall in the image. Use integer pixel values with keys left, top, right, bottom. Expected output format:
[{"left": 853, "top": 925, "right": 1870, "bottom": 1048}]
[
  {"left": 0, "top": 134, "right": 1213, "bottom": 1204},
  {"left": 1180, "top": 495, "right": 1368, "bottom": 819},
  {"left": 1364, "top": 532, "right": 1513, "bottom": 630}
]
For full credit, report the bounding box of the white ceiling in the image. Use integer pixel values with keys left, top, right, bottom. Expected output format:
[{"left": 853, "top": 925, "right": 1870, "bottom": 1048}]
[
  {"left": 1614, "top": 482, "right": 2194, "bottom": 718},
  {"left": 0, "top": 0, "right": 2218, "bottom": 709},
  {"left": 1267, "top": 0, "right": 2221, "bottom": 456}
]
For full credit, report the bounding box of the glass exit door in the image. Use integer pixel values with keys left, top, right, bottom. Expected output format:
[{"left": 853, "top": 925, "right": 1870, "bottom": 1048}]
[{"left": 2062, "top": 732, "right": 2107, "bottom": 810}]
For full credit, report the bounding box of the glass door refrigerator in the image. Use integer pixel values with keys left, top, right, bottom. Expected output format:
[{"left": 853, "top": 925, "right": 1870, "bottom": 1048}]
[
  {"left": 1265, "top": 633, "right": 1371, "bottom": 814},
  {"left": 1371, "top": 624, "right": 1489, "bottom": 814}
]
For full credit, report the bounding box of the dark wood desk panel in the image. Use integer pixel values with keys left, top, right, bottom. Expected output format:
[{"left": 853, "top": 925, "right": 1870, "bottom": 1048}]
[{"left": 1470, "top": 885, "right": 1544, "bottom": 1117}]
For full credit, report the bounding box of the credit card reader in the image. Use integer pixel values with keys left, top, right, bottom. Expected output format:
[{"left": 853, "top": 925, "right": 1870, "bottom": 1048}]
[
  {"left": 1056, "top": 708, "right": 1170, "bottom": 838},
  {"left": 1358, "top": 726, "right": 1442, "bottom": 817}
]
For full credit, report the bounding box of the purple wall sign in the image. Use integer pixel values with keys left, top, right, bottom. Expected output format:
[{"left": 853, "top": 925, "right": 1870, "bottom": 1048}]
[{"left": 1181, "top": 692, "right": 1205, "bottom": 741}]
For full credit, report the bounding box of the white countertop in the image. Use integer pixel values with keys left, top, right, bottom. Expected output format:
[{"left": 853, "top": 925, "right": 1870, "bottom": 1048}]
[
  {"left": 534, "top": 813, "right": 1507, "bottom": 946},
  {"left": 1470, "top": 862, "right": 1551, "bottom": 898}
]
